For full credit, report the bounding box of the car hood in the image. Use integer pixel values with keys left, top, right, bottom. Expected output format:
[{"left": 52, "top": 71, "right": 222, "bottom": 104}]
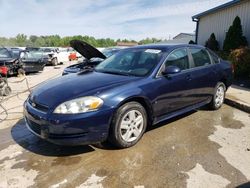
[
  {"left": 70, "top": 40, "right": 106, "bottom": 60},
  {"left": 31, "top": 71, "right": 141, "bottom": 108}
]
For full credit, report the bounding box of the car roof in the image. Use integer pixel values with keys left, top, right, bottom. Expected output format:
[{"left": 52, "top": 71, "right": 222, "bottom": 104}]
[{"left": 128, "top": 43, "right": 206, "bottom": 51}]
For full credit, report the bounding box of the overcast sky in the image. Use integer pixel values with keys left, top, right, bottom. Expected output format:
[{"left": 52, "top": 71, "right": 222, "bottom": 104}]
[{"left": 0, "top": 0, "right": 229, "bottom": 40}]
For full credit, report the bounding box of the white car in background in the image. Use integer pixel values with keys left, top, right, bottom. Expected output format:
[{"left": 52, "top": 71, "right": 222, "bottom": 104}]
[
  {"left": 57, "top": 48, "right": 71, "bottom": 64},
  {"left": 39, "top": 47, "right": 70, "bottom": 66}
]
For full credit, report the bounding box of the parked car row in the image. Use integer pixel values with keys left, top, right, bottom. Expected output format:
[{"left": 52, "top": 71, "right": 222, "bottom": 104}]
[
  {"left": 0, "top": 43, "right": 122, "bottom": 77},
  {"left": 0, "top": 47, "right": 47, "bottom": 76},
  {"left": 37, "top": 47, "right": 74, "bottom": 66}
]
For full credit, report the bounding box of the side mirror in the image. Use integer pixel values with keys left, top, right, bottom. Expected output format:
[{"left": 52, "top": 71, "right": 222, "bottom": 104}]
[{"left": 162, "top": 65, "right": 181, "bottom": 76}]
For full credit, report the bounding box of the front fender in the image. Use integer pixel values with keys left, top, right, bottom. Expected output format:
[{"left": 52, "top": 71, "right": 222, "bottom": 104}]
[{"left": 98, "top": 87, "right": 152, "bottom": 114}]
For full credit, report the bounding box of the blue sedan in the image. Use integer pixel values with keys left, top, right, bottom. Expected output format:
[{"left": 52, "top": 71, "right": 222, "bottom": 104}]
[{"left": 24, "top": 44, "right": 233, "bottom": 148}]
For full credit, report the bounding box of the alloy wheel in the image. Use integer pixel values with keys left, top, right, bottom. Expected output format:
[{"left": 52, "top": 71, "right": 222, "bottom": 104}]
[
  {"left": 119, "top": 110, "right": 144, "bottom": 142},
  {"left": 215, "top": 85, "right": 225, "bottom": 108}
]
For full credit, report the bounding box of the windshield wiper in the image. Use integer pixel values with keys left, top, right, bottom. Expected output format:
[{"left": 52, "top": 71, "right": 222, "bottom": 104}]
[
  {"left": 96, "top": 70, "right": 131, "bottom": 76},
  {"left": 78, "top": 66, "right": 94, "bottom": 74}
]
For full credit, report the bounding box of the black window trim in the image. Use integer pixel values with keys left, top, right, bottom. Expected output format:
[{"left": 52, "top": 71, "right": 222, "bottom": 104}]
[
  {"left": 187, "top": 47, "right": 215, "bottom": 70},
  {"left": 206, "top": 48, "right": 220, "bottom": 64},
  {"left": 155, "top": 47, "right": 192, "bottom": 78}
]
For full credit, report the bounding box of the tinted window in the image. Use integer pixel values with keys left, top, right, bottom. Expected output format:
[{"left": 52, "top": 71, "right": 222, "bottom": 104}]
[
  {"left": 190, "top": 48, "right": 211, "bottom": 67},
  {"left": 165, "top": 48, "right": 189, "bottom": 70},
  {"left": 11, "top": 50, "right": 21, "bottom": 58},
  {"left": 0, "top": 48, "right": 11, "bottom": 58}
]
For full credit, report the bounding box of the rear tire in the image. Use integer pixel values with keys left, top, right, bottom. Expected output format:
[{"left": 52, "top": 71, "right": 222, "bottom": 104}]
[
  {"left": 52, "top": 58, "right": 58, "bottom": 66},
  {"left": 0, "top": 85, "right": 11, "bottom": 96},
  {"left": 109, "top": 102, "right": 147, "bottom": 148},
  {"left": 7, "top": 69, "right": 14, "bottom": 76},
  {"left": 17, "top": 68, "right": 25, "bottom": 76},
  {"left": 209, "top": 82, "right": 226, "bottom": 110}
]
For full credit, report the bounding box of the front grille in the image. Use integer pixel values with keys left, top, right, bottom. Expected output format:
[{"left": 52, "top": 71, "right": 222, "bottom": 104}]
[
  {"left": 27, "top": 119, "right": 41, "bottom": 135},
  {"left": 28, "top": 98, "right": 49, "bottom": 112}
]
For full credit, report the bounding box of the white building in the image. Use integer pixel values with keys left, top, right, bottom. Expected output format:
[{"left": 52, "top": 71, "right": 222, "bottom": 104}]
[
  {"left": 159, "top": 33, "right": 195, "bottom": 44},
  {"left": 192, "top": 0, "right": 250, "bottom": 49}
]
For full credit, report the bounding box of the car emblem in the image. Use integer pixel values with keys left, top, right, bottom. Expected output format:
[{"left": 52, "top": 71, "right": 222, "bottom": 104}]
[{"left": 32, "top": 102, "right": 36, "bottom": 107}]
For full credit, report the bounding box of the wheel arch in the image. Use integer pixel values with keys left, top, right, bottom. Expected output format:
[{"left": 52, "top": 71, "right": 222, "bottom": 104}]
[
  {"left": 116, "top": 96, "right": 154, "bottom": 126},
  {"left": 219, "top": 77, "right": 229, "bottom": 90}
]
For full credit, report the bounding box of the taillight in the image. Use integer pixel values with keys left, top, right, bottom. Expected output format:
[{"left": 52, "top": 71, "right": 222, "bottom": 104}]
[
  {"left": 0, "top": 66, "right": 8, "bottom": 76},
  {"left": 231, "top": 63, "right": 235, "bottom": 74}
]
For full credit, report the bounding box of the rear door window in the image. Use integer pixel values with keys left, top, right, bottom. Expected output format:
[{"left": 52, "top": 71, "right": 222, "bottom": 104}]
[{"left": 190, "top": 48, "right": 211, "bottom": 68}]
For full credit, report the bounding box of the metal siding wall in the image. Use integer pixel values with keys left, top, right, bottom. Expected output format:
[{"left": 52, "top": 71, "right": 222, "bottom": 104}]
[{"left": 197, "top": 0, "right": 250, "bottom": 49}]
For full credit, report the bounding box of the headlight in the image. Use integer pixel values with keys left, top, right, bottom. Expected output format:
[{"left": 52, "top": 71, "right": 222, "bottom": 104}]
[{"left": 53, "top": 96, "right": 103, "bottom": 114}]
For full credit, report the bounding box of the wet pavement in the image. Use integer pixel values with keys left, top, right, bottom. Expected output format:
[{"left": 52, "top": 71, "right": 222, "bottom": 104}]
[
  {"left": 0, "top": 64, "right": 250, "bottom": 187},
  {"left": 0, "top": 103, "right": 250, "bottom": 188}
]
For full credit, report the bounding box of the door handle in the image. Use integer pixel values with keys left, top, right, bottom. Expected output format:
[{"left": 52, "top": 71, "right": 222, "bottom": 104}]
[
  {"left": 186, "top": 74, "right": 192, "bottom": 81},
  {"left": 212, "top": 69, "right": 218, "bottom": 75}
]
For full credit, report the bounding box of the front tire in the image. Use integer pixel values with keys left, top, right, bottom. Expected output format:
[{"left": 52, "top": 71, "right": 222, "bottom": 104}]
[
  {"left": 109, "top": 102, "right": 147, "bottom": 148},
  {"left": 209, "top": 82, "right": 226, "bottom": 110}
]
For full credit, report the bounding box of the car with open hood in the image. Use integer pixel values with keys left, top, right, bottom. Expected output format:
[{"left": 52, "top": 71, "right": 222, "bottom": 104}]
[
  {"left": 24, "top": 44, "right": 233, "bottom": 148},
  {"left": 0, "top": 47, "right": 46, "bottom": 76},
  {"left": 62, "top": 40, "right": 122, "bottom": 75}
]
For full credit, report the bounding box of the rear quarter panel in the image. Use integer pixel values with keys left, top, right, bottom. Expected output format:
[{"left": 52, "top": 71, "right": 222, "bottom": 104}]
[{"left": 217, "top": 60, "right": 233, "bottom": 89}]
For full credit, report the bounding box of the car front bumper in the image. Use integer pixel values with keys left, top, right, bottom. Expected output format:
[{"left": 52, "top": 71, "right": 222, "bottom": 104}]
[{"left": 24, "top": 100, "right": 114, "bottom": 146}]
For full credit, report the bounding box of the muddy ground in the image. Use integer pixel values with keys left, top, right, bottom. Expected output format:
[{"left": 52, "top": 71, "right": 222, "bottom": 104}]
[{"left": 0, "top": 62, "right": 250, "bottom": 188}]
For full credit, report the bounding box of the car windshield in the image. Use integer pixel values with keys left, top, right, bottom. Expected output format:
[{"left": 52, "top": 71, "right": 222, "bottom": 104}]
[
  {"left": 38, "top": 48, "right": 54, "bottom": 53},
  {"left": 95, "top": 48, "right": 165, "bottom": 77},
  {"left": 0, "top": 48, "right": 12, "bottom": 58}
]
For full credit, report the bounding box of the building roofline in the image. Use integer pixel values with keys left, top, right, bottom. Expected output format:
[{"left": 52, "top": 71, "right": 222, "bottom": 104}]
[
  {"left": 192, "top": 0, "right": 241, "bottom": 19},
  {"left": 173, "top": 33, "right": 195, "bottom": 39}
]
